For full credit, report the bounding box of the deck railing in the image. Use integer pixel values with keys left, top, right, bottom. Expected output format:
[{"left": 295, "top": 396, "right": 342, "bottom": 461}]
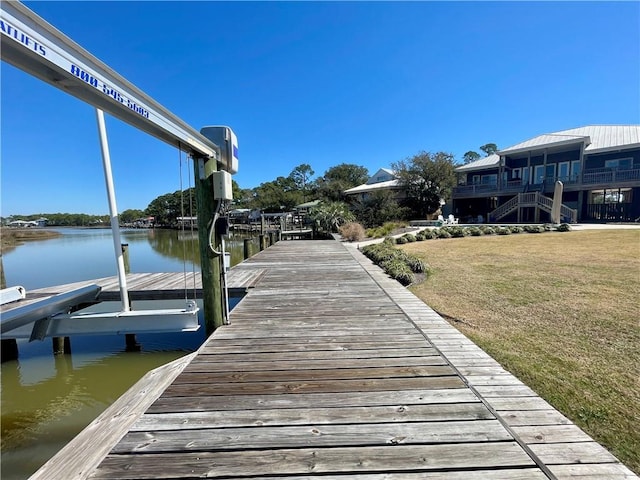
[
  {"left": 488, "top": 192, "right": 578, "bottom": 223},
  {"left": 583, "top": 168, "right": 640, "bottom": 185},
  {"left": 454, "top": 167, "right": 640, "bottom": 198}
]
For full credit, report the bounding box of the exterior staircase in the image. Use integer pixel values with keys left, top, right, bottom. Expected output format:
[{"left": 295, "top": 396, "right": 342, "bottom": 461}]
[{"left": 488, "top": 192, "right": 577, "bottom": 223}]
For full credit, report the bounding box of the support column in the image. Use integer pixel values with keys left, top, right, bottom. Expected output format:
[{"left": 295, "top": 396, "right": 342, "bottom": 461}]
[
  {"left": 194, "top": 156, "right": 224, "bottom": 335},
  {"left": 1, "top": 339, "right": 19, "bottom": 363},
  {"left": 243, "top": 238, "right": 252, "bottom": 260},
  {"left": 52, "top": 336, "right": 71, "bottom": 355},
  {"left": 121, "top": 243, "right": 130, "bottom": 273}
]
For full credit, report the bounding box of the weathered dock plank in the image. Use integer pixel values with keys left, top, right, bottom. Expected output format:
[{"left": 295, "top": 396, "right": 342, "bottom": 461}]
[{"left": 91, "top": 443, "right": 536, "bottom": 479}]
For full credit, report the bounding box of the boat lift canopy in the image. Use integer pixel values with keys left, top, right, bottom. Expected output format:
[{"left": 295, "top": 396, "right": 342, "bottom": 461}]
[{"left": 0, "top": 2, "right": 232, "bottom": 335}]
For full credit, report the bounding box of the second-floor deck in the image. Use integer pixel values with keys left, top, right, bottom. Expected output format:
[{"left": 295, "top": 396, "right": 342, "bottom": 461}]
[{"left": 454, "top": 167, "right": 640, "bottom": 198}]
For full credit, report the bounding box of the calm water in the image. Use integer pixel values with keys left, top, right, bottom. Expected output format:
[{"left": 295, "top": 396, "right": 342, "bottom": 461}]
[{"left": 1, "top": 228, "right": 255, "bottom": 479}]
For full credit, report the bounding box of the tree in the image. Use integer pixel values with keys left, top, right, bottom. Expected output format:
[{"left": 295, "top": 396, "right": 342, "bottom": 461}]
[
  {"left": 120, "top": 209, "right": 145, "bottom": 224},
  {"left": 289, "top": 164, "right": 315, "bottom": 202},
  {"left": 351, "top": 190, "right": 410, "bottom": 228},
  {"left": 463, "top": 151, "right": 481, "bottom": 164},
  {"left": 315, "top": 163, "right": 369, "bottom": 202},
  {"left": 392, "top": 151, "right": 457, "bottom": 219},
  {"left": 480, "top": 143, "right": 498, "bottom": 156},
  {"left": 231, "top": 180, "right": 254, "bottom": 208},
  {"left": 252, "top": 176, "right": 302, "bottom": 212},
  {"left": 145, "top": 192, "right": 182, "bottom": 226}
]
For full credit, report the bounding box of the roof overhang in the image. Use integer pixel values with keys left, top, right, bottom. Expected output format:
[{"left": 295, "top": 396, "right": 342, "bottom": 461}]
[{"left": 498, "top": 135, "right": 590, "bottom": 156}]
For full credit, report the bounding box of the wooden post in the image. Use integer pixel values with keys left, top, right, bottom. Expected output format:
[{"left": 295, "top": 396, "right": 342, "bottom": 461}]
[
  {"left": 118, "top": 246, "right": 136, "bottom": 348},
  {"left": 0, "top": 253, "right": 6, "bottom": 289},
  {"left": 121, "top": 243, "right": 130, "bottom": 274},
  {"left": 0, "top": 254, "right": 14, "bottom": 362},
  {"left": 193, "top": 156, "right": 224, "bottom": 334},
  {"left": 259, "top": 234, "right": 266, "bottom": 251},
  {"left": 1, "top": 339, "right": 19, "bottom": 363},
  {"left": 125, "top": 333, "right": 140, "bottom": 351},
  {"left": 52, "top": 336, "right": 71, "bottom": 355},
  {"left": 243, "top": 238, "right": 251, "bottom": 260}
]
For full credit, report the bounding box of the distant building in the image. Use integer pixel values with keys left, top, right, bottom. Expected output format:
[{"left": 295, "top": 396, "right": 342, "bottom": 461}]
[
  {"left": 343, "top": 168, "right": 405, "bottom": 202},
  {"left": 8, "top": 220, "right": 38, "bottom": 227},
  {"left": 452, "top": 125, "right": 640, "bottom": 223}
]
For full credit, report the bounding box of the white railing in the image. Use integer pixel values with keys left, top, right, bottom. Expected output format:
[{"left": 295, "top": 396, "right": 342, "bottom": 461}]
[{"left": 489, "top": 192, "right": 577, "bottom": 223}]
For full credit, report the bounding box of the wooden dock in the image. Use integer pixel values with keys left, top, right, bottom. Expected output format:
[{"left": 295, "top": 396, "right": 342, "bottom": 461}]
[
  {"left": 31, "top": 240, "right": 637, "bottom": 479},
  {"left": 1, "top": 267, "right": 266, "bottom": 319}
]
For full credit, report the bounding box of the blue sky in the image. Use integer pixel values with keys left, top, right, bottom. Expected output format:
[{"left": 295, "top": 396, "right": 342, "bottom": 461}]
[{"left": 2, "top": 1, "right": 639, "bottom": 216}]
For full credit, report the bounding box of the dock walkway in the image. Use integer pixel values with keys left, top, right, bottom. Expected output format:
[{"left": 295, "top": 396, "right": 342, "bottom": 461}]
[{"left": 33, "top": 240, "right": 637, "bottom": 479}]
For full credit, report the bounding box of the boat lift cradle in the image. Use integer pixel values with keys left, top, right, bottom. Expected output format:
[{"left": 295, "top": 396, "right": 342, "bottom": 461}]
[{"left": 0, "top": 1, "right": 243, "bottom": 336}]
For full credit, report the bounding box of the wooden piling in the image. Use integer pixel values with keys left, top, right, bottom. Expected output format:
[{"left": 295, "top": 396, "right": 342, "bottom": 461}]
[
  {"left": 1, "top": 339, "right": 19, "bottom": 363},
  {"left": 193, "top": 157, "right": 224, "bottom": 334},
  {"left": 52, "top": 336, "right": 71, "bottom": 355},
  {"left": 121, "top": 244, "right": 130, "bottom": 274},
  {"left": 243, "top": 238, "right": 251, "bottom": 260}
]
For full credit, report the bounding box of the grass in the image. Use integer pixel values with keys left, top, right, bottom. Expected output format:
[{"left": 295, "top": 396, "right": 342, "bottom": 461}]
[
  {"left": 401, "top": 229, "right": 640, "bottom": 474},
  {"left": 0, "top": 227, "right": 61, "bottom": 254}
]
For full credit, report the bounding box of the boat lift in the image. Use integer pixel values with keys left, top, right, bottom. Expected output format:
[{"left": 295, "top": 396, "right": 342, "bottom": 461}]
[{"left": 0, "top": 1, "right": 238, "bottom": 340}]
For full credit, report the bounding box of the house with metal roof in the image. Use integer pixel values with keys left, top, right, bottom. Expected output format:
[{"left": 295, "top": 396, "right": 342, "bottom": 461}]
[
  {"left": 452, "top": 125, "right": 640, "bottom": 223},
  {"left": 343, "top": 168, "right": 406, "bottom": 201}
]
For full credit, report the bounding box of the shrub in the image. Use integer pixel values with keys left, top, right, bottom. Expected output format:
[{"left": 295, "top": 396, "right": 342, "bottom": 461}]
[
  {"left": 361, "top": 240, "right": 427, "bottom": 285},
  {"left": 402, "top": 233, "right": 416, "bottom": 242},
  {"left": 543, "top": 223, "right": 553, "bottom": 232},
  {"left": 309, "top": 201, "right": 355, "bottom": 233},
  {"left": 556, "top": 223, "right": 572, "bottom": 232},
  {"left": 480, "top": 226, "right": 495, "bottom": 235},
  {"left": 365, "top": 221, "right": 407, "bottom": 239},
  {"left": 421, "top": 229, "right": 436, "bottom": 239},
  {"left": 395, "top": 236, "right": 408, "bottom": 244},
  {"left": 448, "top": 226, "right": 467, "bottom": 238},
  {"left": 405, "top": 256, "right": 428, "bottom": 273},
  {"left": 467, "top": 227, "right": 483, "bottom": 236},
  {"left": 339, "top": 222, "right": 365, "bottom": 242},
  {"left": 496, "top": 226, "right": 512, "bottom": 235},
  {"left": 525, "top": 225, "right": 545, "bottom": 233},
  {"left": 437, "top": 229, "right": 452, "bottom": 239},
  {"left": 509, "top": 226, "right": 524, "bottom": 234}
]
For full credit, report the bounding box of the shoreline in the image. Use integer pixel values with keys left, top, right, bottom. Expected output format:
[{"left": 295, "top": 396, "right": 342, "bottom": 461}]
[{"left": 0, "top": 227, "right": 62, "bottom": 255}]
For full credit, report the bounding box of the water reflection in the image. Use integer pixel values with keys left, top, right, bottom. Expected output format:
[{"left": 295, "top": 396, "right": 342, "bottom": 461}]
[
  {"left": 1, "top": 228, "right": 254, "bottom": 479},
  {"left": 2, "top": 228, "right": 258, "bottom": 290}
]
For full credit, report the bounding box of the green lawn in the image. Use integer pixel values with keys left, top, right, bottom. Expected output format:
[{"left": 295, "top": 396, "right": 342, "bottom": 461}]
[{"left": 401, "top": 229, "right": 640, "bottom": 474}]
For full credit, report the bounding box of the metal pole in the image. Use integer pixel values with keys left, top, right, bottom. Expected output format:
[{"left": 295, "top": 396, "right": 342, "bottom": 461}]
[{"left": 95, "top": 108, "right": 130, "bottom": 312}]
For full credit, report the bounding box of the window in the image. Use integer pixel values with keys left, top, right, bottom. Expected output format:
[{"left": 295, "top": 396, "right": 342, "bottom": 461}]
[
  {"left": 522, "top": 167, "right": 530, "bottom": 185},
  {"left": 472, "top": 175, "right": 480, "bottom": 185},
  {"left": 558, "top": 162, "right": 570, "bottom": 181},
  {"left": 571, "top": 160, "right": 581, "bottom": 181},
  {"left": 604, "top": 158, "right": 633, "bottom": 170},
  {"left": 545, "top": 164, "right": 556, "bottom": 181},
  {"left": 481, "top": 174, "right": 497, "bottom": 186},
  {"left": 512, "top": 168, "right": 522, "bottom": 180},
  {"left": 533, "top": 165, "right": 545, "bottom": 184},
  {"left": 589, "top": 188, "right": 633, "bottom": 204}
]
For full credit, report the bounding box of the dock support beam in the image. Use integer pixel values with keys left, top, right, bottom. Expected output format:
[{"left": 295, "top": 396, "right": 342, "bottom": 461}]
[
  {"left": 1, "top": 339, "right": 19, "bottom": 363},
  {"left": 52, "top": 336, "right": 71, "bottom": 355},
  {"left": 193, "top": 156, "right": 224, "bottom": 335}
]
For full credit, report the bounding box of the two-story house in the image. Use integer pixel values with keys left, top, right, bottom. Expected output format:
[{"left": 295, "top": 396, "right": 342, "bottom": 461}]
[{"left": 452, "top": 125, "right": 640, "bottom": 223}]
